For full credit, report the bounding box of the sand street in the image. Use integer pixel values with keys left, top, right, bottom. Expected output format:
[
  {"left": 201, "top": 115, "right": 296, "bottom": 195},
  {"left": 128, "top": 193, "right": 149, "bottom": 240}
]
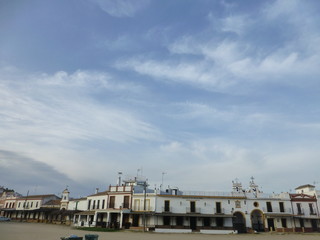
[{"left": 1, "top": 222, "right": 320, "bottom": 240}]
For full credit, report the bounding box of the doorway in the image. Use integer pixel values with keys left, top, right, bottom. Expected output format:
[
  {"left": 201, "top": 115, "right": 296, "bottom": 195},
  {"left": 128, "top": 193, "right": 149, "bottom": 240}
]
[
  {"left": 251, "top": 210, "right": 264, "bottom": 232},
  {"left": 190, "top": 217, "right": 197, "bottom": 230},
  {"left": 233, "top": 212, "right": 246, "bottom": 233}
]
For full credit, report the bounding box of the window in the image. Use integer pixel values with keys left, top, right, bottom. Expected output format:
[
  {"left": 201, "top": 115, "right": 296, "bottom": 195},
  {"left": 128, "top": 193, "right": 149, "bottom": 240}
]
[
  {"left": 266, "top": 202, "right": 273, "bottom": 212},
  {"left": 123, "top": 196, "right": 130, "bottom": 208},
  {"left": 87, "top": 200, "right": 91, "bottom": 210},
  {"left": 134, "top": 199, "right": 140, "bottom": 211},
  {"left": 279, "top": 202, "right": 285, "bottom": 212},
  {"left": 109, "top": 196, "right": 115, "bottom": 208},
  {"left": 253, "top": 202, "right": 259, "bottom": 207},
  {"left": 309, "top": 203, "right": 315, "bottom": 215},
  {"left": 164, "top": 200, "right": 170, "bottom": 212},
  {"left": 36, "top": 202, "right": 38, "bottom": 208},
  {"left": 216, "top": 202, "right": 222, "bottom": 213},
  {"left": 97, "top": 200, "right": 100, "bottom": 209},
  {"left": 92, "top": 200, "right": 96, "bottom": 209},
  {"left": 145, "top": 199, "right": 150, "bottom": 211},
  {"left": 31, "top": 202, "right": 33, "bottom": 208},
  {"left": 18, "top": 202, "right": 21, "bottom": 208},
  {"left": 297, "top": 203, "right": 302, "bottom": 214},
  {"left": 190, "top": 201, "right": 196, "bottom": 213},
  {"left": 102, "top": 199, "right": 105, "bottom": 209}
]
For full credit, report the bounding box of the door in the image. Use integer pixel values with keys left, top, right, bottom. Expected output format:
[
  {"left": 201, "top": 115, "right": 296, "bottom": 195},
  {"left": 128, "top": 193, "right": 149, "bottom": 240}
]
[
  {"left": 233, "top": 212, "right": 247, "bottom": 233},
  {"left": 251, "top": 210, "right": 264, "bottom": 232},
  {"left": 311, "top": 219, "right": 318, "bottom": 231},
  {"left": 132, "top": 215, "right": 139, "bottom": 227},
  {"left": 190, "top": 217, "right": 197, "bottom": 230},
  {"left": 267, "top": 218, "right": 275, "bottom": 231}
]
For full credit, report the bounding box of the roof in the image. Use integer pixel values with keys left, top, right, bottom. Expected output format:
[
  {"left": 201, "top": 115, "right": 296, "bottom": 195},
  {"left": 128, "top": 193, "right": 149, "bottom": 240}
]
[
  {"left": 18, "top": 194, "right": 59, "bottom": 200},
  {"left": 88, "top": 190, "right": 109, "bottom": 197},
  {"left": 43, "top": 199, "right": 61, "bottom": 206},
  {"left": 295, "top": 184, "right": 315, "bottom": 190}
]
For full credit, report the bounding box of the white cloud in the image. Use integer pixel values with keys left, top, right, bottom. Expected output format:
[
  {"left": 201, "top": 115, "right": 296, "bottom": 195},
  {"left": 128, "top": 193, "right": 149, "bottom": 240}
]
[
  {"left": 116, "top": 58, "right": 234, "bottom": 90},
  {"left": 90, "top": 0, "right": 150, "bottom": 17},
  {"left": 0, "top": 69, "right": 161, "bottom": 146},
  {"left": 221, "top": 15, "right": 250, "bottom": 36}
]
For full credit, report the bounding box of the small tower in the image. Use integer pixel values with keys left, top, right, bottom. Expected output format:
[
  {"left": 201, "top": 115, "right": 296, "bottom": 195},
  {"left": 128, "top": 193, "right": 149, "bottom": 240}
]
[
  {"left": 248, "top": 177, "right": 261, "bottom": 198},
  {"left": 232, "top": 178, "right": 243, "bottom": 193},
  {"left": 60, "top": 188, "right": 70, "bottom": 210}
]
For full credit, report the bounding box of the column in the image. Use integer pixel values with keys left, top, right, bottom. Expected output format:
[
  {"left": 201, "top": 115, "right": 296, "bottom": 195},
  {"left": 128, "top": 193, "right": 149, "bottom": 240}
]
[
  {"left": 93, "top": 212, "right": 98, "bottom": 227},
  {"left": 106, "top": 212, "right": 110, "bottom": 228},
  {"left": 119, "top": 211, "right": 123, "bottom": 229}
]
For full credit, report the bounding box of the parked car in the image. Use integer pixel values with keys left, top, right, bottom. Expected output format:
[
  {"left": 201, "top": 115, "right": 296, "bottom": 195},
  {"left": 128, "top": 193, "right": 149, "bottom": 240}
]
[{"left": 0, "top": 216, "right": 11, "bottom": 221}]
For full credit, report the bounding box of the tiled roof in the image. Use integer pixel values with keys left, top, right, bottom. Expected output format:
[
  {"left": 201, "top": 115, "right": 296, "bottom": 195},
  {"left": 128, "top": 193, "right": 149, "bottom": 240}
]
[
  {"left": 19, "top": 194, "right": 59, "bottom": 200},
  {"left": 295, "top": 184, "right": 315, "bottom": 190},
  {"left": 43, "top": 199, "right": 61, "bottom": 205}
]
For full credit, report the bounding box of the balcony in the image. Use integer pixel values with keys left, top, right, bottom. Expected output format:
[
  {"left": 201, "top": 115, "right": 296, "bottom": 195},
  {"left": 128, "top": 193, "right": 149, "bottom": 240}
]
[
  {"left": 186, "top": 207, "right": 201, "bottom": 214},
  {"left": 214, "top": 208, "right": 225, "bottom": 214},
  {"left": 262, "top": 207, "right": 292, "bottom": 213},
  {"left": 310, "top": 209, "right": 317, "bottom": 215},
  {"left": 297, "top": 209, "right": 305, "bottom": 215},
  {"left": 162, "top": 207, "right": 172, "bottom": 213}
]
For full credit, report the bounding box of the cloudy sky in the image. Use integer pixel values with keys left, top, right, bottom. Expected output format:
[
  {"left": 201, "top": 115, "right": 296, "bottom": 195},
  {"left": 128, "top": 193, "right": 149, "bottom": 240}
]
[{"left": 1, "top": 0, "right": 320, "bottom": 197}]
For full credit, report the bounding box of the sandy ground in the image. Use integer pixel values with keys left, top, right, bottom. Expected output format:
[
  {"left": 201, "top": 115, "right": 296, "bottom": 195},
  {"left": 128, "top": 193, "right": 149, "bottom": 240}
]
[{"left": 1, "top": 222, "right": 320, "bottom": 240}]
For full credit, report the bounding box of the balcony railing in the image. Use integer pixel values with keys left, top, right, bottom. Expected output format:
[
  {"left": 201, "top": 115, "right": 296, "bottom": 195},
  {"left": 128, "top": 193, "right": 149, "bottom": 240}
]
[
  {"left": 162, "top": 207, "right": 172, "bottom": 213},
  {"left": 297, "top": 209, "right": 305, "bottom": 215},
  {"left": 186, "top": 207, "right": 201, "bottom": 213},
  {"left": 262, "top": 207, "right": 292, "bottom": 213},
  {"left": 310, "top": 211, "right": 317, "bottom": 215},
  {"left": 214, "top": 208, "right": 225, "bottom": 214}
]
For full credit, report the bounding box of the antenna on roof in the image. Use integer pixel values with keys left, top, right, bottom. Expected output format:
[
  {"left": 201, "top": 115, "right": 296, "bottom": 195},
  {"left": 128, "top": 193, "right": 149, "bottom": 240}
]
[
  {"left": 118, "top": 172, "right": 123, "bottom": 186},
  {"left": 160, "top": 172, "right": 167, "bottom": 191}
]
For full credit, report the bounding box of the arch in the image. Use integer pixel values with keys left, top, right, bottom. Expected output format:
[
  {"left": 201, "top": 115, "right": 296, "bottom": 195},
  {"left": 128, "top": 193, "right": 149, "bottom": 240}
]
[
  {"left": 250, "top": 209, "right": 265, "bottom": 232},
  {"left": 232, "top": 211, "right": 247, "bottom": 233}
]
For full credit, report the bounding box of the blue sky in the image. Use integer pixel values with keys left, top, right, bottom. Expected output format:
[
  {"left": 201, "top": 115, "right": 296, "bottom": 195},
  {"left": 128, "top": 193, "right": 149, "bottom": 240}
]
[{"left": 1, "top": 0, "right": 320, "bottom": 197}]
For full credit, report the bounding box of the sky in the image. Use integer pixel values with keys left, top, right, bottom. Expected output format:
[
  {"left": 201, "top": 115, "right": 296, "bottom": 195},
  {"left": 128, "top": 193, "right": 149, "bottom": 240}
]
[{"left": 1, "top": 0, "right": 320, "bottom": 198}]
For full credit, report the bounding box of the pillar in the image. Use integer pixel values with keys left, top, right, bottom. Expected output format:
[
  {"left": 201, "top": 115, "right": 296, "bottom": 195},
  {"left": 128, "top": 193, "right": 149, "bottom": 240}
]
[{"left": 119, "top": 211, "right": 123, "bottom": 229}]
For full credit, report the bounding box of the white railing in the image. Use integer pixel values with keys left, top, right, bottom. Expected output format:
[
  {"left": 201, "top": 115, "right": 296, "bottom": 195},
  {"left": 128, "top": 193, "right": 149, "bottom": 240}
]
[
  {"left": 186, "top": 207, "right": 201, "bottom": 213},
  {"left": 162, "top": 207, "right": 172, "bottom": 213},
  {"left": 262, "top": 207, "right": 292, "bottom": 213},
  {"left": 214, "top": 208, "right": 225, "bottom": 214}
]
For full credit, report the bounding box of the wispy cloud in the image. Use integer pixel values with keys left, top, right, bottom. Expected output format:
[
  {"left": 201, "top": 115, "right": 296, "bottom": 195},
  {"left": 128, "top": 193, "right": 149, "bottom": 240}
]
[
  {"left": 116, "top": 0, "right": 320, "bottom": 93},
  {"left": 90, "top": 0, "right": 150, "bottom": 17},
  {"left": 0, "top": 68, "right": 161, "bottom": 145}
]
